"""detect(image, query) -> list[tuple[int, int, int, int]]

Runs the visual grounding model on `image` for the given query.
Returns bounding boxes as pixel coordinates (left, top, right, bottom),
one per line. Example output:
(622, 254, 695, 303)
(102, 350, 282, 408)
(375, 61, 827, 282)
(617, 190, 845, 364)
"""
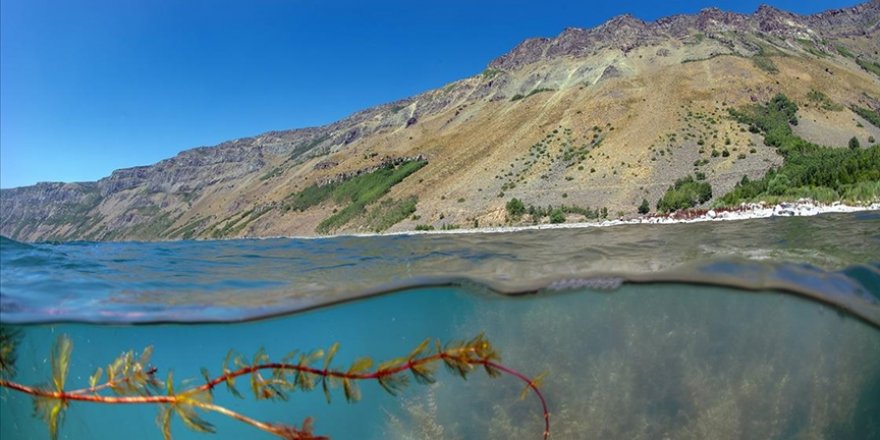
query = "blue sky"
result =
(0, 0, 860, 188)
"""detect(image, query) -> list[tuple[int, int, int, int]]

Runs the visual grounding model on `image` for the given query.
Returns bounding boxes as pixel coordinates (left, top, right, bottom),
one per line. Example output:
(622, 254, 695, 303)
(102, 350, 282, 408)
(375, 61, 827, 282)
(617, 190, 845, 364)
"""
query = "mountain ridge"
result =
(2, 1, 879, 242)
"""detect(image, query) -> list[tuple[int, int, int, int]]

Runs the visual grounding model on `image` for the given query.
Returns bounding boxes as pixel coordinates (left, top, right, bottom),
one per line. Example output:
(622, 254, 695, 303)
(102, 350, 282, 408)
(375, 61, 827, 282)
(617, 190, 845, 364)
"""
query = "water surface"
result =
(1, 212, 879, 439)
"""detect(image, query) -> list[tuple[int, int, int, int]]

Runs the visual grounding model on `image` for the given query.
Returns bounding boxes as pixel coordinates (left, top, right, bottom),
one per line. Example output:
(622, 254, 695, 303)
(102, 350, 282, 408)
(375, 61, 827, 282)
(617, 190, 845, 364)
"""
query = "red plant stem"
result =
(484, 360, 550, 440)
(0, 349, 550, 439)
(190, 401, 326, 440)
(196, 349, 550, 439)
(0, 379, 319, 439)
(0, 379, 175, 404)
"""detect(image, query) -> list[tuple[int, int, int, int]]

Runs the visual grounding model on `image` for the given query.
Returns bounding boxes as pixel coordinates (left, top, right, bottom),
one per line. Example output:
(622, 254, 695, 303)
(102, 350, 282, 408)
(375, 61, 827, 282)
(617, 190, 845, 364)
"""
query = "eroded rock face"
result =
(489, 3, 879, 70)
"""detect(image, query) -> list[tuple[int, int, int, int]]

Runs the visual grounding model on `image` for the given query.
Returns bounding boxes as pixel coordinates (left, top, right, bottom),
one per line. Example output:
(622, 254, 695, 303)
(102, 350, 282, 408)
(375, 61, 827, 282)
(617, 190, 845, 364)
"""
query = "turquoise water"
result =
(1, 212, 880, 439)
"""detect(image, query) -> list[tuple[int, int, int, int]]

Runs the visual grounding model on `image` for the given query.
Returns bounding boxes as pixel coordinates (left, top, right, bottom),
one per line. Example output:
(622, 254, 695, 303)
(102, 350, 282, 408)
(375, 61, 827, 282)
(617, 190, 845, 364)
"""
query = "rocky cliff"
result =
(2, 2, 879, 241)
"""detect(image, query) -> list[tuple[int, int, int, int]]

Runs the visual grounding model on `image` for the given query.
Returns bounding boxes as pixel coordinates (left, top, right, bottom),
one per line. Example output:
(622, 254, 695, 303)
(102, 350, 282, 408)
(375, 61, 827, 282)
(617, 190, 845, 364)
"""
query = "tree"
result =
(549, 208, 566, 224)
(638, 199, 650, 215)
(849, 136, 861, 150)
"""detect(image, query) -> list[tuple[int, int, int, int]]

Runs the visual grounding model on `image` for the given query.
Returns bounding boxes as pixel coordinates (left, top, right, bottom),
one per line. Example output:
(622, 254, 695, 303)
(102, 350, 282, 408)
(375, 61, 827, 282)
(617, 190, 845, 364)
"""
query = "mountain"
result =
(2, 2, 879, 242)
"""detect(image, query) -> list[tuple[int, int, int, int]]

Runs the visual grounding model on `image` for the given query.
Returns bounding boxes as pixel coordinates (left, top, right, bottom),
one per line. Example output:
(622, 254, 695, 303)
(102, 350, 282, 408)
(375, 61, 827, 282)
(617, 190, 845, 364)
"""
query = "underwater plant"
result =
(0, 332, 549, 440)
(0, 326, 22, 378)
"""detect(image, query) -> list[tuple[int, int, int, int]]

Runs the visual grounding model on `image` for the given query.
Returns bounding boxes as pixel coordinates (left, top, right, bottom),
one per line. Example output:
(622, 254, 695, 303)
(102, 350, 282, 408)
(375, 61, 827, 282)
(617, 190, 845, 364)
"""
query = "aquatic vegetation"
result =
(0, 326, 21, 378)
(0, 333, 549, 440)
(393, 285, 880, 439)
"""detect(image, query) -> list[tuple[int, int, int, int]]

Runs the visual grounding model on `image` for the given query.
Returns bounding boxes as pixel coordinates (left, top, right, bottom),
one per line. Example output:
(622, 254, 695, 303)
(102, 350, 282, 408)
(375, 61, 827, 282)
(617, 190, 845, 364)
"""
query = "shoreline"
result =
(268, 199, 880, 241)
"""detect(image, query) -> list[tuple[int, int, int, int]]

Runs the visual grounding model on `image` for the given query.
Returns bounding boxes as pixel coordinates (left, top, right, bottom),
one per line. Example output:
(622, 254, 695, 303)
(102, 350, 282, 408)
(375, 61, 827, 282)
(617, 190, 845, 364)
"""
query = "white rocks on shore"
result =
(403, 200, 878, 236)
(267, 199, 879, 240)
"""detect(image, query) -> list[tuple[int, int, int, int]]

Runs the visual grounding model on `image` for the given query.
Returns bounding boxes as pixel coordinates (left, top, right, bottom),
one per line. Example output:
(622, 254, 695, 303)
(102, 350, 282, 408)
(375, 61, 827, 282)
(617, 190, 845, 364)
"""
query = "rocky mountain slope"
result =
(2, 2, 879, 242)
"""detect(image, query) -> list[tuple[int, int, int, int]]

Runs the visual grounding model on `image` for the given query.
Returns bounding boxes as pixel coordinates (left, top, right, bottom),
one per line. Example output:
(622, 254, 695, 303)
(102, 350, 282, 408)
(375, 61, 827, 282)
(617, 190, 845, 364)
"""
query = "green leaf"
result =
(377, 357, 406, 372)
(174, 389, 215, 433)
(200, 367, 211, 385)
(222, 350, 235, 373)
(138, 345, 154, 367)
(323, 342, 339, 371)
(483, 362, 501, 378)
(377, 373, 409, 396)
(226, 379, 243, 399)
(408, 338, 431, 360)
(294, 369, 316, 391)
(410, 362, 437, 385)
(157, 406, 173, 440)
(347, 357, 373, 374)
(280, 349, 299, 365)
(174, 404, 215, 434)
(252, 347, 269, 369)
(33, 396, 67, 440)
(322, 376, 332, 404)
(442, 355, 473, 379)
(88, 367, 103, 390)
(302, 349, 324, 366)
(520, 371, 548, 401)
(50, 335, 72, 392)
(342, 378, 361, 402)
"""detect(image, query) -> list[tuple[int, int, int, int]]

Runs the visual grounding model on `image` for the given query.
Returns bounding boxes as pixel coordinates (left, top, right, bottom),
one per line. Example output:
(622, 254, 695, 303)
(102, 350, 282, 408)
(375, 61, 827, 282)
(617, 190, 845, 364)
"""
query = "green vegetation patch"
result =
(806, 89, 842, 111)
(656, 176, 712, 213)
(506, 198, 608, 224)
(481, 67, 501, 80)
(505, 198, 525, 219)
(719, 94, 880, 206)
(510, 88, 555, 101)
(165, 216, 210, 240)
(797, 39, 828, 58)
(260, 166, 286, 181)
(290, 135, 329, 160)
(851, 105, 880, 129)
(364, 195, 418, 232)
(752, 56, 778, 74)
(287, 159, 426, 234)
(836, 45, 854, 59)
(856, 58, 880, 79)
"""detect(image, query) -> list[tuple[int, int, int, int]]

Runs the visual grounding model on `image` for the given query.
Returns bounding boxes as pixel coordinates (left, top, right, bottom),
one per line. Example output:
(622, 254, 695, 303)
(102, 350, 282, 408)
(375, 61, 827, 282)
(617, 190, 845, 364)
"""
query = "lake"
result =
(1, 212, 879, 439)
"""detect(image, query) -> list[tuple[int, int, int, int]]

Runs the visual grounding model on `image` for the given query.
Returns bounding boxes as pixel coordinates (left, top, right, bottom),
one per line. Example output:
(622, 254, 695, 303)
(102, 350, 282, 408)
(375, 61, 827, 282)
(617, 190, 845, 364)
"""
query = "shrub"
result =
(505, 198, 526, 219)
(638, 199, 650, 214)
(718, 95, 880, 206)
(849, 136, 861, 150)
(767, 173, 791, 196)
(656, 176, 713, 213)
(851, 105, 880, 129)
(549, 208, 566, 224)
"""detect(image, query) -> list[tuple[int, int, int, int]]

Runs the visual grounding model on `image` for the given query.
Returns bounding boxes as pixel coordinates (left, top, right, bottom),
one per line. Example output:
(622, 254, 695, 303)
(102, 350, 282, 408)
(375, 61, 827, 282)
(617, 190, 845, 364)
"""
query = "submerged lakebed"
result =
(1, 211, 879, 439)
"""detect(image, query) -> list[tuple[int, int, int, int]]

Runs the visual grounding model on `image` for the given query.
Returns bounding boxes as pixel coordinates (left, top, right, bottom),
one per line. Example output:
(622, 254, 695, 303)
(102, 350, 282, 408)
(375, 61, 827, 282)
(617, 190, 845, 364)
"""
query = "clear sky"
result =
(0, 0, 861, 188)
